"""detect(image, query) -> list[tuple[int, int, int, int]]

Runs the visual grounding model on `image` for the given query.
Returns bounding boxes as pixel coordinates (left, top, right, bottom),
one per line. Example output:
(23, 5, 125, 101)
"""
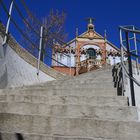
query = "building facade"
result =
(52, 19, 121, 76)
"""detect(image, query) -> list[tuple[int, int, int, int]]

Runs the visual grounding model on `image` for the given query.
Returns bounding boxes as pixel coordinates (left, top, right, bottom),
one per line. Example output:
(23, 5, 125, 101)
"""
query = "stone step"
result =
(75, 72, 112, 79)
(0, 132, 139, 140)
(13, 83, 116, 92)
(69, 75, 113, 80)
(72, 78, 113, 83)
(28, 86, 116, 91)
(60, 78, 114, 84)
(48, 79, 113, 85)
(0, 88, 117, 96)
(22, 83, 115, 91)
(20, 71, 114, 88)
(1, 131, 139, 140)
(52, 83, 114, 89)
(60, 70, 113, 79)
(38, 82, 114, 88)
(74, 69, 112, 76)
(0, 94, 128, 106)
(17, 73, 114, 88)
(76, 68, 113, 77)
(0, 113, 140, 139)
(23, 78, 114, 89)
(0, 103, 137, 121)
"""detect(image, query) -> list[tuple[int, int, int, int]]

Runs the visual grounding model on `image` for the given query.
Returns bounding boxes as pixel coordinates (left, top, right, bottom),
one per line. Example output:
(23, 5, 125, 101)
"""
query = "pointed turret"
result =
(87, 18, 95, 31)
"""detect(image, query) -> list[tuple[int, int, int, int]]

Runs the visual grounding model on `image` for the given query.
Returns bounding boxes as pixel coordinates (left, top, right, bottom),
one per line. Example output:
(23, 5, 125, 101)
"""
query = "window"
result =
(86, 48, 96, 59)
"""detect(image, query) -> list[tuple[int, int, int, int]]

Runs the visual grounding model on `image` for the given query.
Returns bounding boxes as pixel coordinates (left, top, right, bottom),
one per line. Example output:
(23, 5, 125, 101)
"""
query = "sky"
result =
(1, 0, 140, 47)
(23, 0, 140, 47)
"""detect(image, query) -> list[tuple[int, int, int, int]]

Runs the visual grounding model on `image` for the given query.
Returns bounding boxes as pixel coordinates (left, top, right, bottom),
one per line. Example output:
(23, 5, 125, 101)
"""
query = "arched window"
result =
(86, 48, 96, 59)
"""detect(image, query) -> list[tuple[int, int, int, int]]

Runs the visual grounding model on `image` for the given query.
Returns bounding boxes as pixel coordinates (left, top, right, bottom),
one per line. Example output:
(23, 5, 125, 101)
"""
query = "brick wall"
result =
(52, 66, 76, 76)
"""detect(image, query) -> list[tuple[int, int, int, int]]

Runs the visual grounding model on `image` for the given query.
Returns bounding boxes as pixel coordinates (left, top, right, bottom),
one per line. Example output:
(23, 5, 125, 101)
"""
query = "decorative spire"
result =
(89, 18, 93, 24)
(86, 18, 95, 31)
(104, 29, 107, 41)
(76, 28, 79, 37)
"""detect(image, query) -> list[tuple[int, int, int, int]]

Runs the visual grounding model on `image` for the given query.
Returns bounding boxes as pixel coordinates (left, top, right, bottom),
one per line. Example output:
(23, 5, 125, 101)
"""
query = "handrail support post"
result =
(125, 31, 136, 106)
(120, 29, 125, 95)
(37, 25, 44, 76)
(133, 26, 139, 75)
(3, 0, 14, 45)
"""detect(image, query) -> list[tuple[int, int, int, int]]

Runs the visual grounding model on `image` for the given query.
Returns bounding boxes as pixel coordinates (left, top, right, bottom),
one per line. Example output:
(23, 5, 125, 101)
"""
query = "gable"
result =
(63, 30, 119, 52)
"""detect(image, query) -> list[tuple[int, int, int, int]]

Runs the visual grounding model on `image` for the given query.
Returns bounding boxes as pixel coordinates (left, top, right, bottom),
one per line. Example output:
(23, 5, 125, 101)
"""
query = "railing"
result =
(112, 64, 123, 96)
(117, 25, 140, 106)
(76, 58, 102, 74)
(0, 0, 73, 75)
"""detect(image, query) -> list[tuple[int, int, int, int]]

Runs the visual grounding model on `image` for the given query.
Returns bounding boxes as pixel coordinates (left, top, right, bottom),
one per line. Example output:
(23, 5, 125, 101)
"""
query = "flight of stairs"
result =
(0, 66, 140, 140)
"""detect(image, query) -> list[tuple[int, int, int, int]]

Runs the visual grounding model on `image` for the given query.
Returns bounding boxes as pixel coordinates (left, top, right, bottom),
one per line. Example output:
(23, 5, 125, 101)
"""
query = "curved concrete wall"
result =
(0, 36, 56, 88)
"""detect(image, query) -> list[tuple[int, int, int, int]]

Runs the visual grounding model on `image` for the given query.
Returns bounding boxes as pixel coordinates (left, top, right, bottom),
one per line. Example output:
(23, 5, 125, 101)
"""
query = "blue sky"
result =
(1, 0, 140, 48)
(23, 0, 140, 47)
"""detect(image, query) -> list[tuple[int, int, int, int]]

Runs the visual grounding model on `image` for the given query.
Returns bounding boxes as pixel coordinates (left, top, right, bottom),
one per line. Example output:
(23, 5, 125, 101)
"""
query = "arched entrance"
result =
(86, 48, 96, 59)
(77, 45, 102, 75)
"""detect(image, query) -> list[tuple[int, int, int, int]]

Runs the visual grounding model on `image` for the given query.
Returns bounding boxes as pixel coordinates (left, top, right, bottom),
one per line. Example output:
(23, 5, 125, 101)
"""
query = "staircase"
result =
(0, 66, 140, 140)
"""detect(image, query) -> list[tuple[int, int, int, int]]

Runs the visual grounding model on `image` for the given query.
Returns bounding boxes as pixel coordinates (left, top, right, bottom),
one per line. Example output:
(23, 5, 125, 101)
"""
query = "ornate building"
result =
(52, 19, 121, 76)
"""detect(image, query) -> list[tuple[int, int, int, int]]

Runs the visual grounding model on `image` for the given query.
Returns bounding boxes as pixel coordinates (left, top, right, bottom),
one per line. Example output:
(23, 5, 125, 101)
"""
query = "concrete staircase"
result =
(0, 66, 140, 140)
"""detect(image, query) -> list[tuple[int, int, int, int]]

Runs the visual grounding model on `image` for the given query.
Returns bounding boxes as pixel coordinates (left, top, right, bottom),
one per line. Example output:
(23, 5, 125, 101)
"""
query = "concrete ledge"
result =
(0, 113, 140, 139)
(0, 94, 128, 106)
(0, 102, 137, 121)
(0, 22, 67, 80)
(0, 88, 117, 96)
(1, 131, 140, 140)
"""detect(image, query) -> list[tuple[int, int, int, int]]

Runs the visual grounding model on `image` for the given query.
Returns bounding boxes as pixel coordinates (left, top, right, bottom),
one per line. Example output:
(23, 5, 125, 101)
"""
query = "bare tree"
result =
(22, 9, 67, 62)
(43, 9, 67, 42)
(21, 16, 40, 58)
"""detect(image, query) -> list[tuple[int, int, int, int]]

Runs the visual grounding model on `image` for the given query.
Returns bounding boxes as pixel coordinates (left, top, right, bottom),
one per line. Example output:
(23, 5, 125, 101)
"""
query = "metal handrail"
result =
(120, 26, 140, 34)
(119, 25, 140, 106)
(120, 27, 140, 84)
(121, 61, 140, 86)
(0, 0, 71, 68)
